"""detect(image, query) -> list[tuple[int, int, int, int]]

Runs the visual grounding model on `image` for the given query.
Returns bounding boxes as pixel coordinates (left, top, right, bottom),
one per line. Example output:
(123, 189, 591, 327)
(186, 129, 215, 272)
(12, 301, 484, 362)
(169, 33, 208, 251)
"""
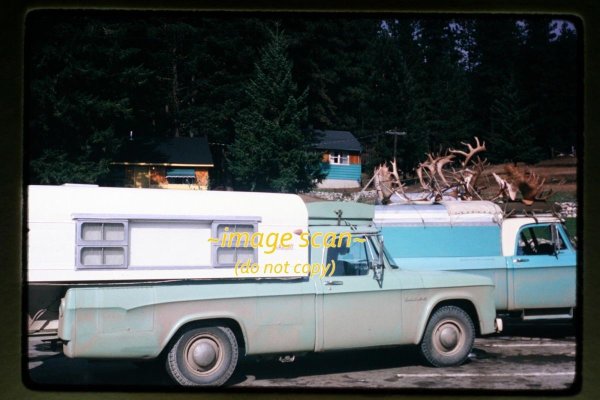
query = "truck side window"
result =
(326, 236, 370, 276)
(76, 220, 129, 269)
(517, 225, 566, 256)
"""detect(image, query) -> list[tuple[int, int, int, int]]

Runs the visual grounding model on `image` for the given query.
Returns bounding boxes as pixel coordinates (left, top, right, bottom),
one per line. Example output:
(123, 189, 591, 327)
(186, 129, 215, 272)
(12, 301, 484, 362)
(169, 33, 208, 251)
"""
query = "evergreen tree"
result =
(520, 19, 578, 156)
(27, 14, 579, 184)
(227, 28, 324, 192)
(413, 18, 476, 150)
(545, 21, 578, 155)
(282, 17, 379, 133)
(28, 15, 145, 183)
(365, 19, 423, 174)
(489, 75, 543, 164)
(469, 18, 524, 144)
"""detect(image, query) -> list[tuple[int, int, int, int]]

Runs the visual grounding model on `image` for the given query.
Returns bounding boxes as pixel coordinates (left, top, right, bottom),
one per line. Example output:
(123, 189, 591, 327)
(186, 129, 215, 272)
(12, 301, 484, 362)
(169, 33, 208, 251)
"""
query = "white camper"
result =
(27, 185, 309, 332)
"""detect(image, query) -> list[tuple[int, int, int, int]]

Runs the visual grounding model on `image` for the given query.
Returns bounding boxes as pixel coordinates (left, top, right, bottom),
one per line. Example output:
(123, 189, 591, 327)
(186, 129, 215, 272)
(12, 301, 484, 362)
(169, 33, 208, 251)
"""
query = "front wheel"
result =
(166, 326, 238, 386)
(420, 305, 475, 367)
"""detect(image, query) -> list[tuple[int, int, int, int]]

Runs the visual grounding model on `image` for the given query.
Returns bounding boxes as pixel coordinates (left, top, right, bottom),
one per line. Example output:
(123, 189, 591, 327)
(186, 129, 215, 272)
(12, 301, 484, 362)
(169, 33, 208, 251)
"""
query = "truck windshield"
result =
(382, 245, 400, 269)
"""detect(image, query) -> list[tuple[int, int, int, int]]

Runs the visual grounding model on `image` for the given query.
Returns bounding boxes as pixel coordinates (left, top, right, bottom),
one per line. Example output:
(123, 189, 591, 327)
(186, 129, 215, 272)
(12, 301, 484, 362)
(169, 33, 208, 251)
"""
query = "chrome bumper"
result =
(495, 317, 503, 333)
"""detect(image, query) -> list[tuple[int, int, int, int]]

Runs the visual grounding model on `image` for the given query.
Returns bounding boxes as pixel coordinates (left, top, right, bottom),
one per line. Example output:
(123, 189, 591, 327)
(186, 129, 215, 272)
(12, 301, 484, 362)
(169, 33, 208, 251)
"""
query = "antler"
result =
(454, 157, 489, 199)
(390, 159, 404, 190)
(435, 154, 456, 188)
(504, 165, 552, 205)
(519, 171, 546, 205)
(416, 155, 436, 190)
(492, 172, 518, 201)
(450, 137, 487, 167)
(467, 157, 489, 188)
(371, 161, 411, 204)
(417, 153, 456, 190)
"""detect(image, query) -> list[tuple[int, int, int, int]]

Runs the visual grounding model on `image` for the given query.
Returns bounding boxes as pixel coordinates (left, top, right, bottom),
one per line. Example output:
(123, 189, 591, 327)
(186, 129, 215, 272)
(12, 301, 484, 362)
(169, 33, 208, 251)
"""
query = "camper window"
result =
(81, 222, 126, 241)
(211, 222, 258, 267)
(76, 220, 129, 269)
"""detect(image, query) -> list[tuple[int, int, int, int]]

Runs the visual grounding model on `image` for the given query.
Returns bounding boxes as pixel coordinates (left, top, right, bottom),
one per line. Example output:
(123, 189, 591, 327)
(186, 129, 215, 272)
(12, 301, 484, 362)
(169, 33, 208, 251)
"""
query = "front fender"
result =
(404, 285, 496, 344)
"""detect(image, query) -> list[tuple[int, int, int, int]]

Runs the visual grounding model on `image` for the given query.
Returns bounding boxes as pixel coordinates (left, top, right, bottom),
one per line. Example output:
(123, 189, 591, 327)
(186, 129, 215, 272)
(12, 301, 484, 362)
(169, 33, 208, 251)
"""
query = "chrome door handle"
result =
(324, 280, 344, 286)
(513, 258, 529, 263)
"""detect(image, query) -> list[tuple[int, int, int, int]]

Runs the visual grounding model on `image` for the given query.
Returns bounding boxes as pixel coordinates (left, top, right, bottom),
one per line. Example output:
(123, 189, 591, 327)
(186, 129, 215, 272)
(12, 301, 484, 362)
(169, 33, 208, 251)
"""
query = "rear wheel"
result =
(420, 305, 475, 367)
(166, 326, 238, 386)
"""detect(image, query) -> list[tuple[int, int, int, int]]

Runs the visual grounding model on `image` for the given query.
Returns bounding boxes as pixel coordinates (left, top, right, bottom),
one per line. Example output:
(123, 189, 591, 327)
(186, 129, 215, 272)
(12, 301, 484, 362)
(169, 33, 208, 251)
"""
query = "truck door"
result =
(318, 235, 403, 350)
(508, 223, 576, 312)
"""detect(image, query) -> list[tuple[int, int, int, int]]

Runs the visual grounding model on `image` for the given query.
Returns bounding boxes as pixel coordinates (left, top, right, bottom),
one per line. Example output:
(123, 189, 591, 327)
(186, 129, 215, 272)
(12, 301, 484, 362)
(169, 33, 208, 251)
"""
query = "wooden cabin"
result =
(313, 130, 362, 189)
(110, 137, 213, 190)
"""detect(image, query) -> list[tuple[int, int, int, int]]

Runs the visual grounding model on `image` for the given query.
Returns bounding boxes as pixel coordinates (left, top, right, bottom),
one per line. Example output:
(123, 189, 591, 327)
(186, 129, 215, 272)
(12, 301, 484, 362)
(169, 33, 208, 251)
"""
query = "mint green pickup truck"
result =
(57, 201, 500, 386)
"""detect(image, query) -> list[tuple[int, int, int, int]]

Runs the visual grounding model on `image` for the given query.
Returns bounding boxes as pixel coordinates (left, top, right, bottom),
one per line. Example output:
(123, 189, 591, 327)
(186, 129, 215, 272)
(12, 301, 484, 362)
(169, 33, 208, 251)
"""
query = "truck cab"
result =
(502, 216, 576, 319)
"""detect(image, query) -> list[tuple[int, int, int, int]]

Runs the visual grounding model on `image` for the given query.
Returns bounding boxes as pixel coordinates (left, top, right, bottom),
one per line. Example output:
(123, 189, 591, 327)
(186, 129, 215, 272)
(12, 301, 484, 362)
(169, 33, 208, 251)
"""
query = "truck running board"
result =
(521, 308, 573, 320)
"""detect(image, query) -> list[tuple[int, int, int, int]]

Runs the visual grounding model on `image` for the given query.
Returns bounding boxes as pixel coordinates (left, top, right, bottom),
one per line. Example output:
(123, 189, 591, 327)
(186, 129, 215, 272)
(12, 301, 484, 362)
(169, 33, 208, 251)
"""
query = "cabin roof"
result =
(114, 137, 214, 167)
(313, 130, 362, 152)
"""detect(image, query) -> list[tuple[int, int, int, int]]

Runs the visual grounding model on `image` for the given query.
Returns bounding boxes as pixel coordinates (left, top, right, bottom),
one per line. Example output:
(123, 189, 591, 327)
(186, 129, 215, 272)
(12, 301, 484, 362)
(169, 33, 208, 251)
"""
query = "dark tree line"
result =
(27, 12, 579, 190)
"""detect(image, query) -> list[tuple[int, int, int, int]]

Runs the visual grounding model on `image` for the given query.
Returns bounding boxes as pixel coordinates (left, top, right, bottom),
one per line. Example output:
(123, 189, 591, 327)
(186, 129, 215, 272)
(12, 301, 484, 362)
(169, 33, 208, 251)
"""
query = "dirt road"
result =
(26, 322, 576, 392)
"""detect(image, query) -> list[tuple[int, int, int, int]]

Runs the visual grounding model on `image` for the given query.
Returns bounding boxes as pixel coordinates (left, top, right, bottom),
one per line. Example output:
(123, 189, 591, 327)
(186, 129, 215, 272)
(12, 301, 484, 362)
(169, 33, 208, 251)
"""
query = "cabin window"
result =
(211, 222, 258, 267)
(329, 152, 350, 165)
(76, 220, 129, 269)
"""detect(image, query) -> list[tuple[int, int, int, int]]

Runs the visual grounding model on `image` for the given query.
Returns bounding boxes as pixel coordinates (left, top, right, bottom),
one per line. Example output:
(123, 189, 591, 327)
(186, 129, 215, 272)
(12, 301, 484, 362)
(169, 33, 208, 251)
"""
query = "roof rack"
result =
(500, 201, 562, 220)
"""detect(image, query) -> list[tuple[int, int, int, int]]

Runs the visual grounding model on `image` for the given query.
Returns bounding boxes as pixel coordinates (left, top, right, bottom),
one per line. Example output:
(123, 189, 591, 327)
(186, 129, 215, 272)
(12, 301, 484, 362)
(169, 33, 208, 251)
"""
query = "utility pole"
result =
(386, 130, 407, 161)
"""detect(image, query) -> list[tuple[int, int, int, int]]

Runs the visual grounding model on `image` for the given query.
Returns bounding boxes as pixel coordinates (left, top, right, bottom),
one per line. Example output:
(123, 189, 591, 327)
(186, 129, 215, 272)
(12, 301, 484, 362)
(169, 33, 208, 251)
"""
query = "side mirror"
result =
(551, 225, 561, 258)
(370, 260, 384, 288)
(373, 236, 385, 288)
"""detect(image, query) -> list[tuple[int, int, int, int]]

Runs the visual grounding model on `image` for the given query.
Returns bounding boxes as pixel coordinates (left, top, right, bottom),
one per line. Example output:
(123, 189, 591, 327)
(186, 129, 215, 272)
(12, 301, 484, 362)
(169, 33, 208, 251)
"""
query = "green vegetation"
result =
(548, 191, 578, 203)
(227, 29, 324, 192)
(564, 218, 577, 244)
(27, 13, 578, 191)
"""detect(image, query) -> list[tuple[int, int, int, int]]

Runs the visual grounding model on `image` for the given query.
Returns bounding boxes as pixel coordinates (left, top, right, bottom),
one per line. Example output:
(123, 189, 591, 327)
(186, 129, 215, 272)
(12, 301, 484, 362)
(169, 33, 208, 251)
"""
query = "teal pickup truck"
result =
(375, 201, 577, 321)
(56, 200, 500, 386)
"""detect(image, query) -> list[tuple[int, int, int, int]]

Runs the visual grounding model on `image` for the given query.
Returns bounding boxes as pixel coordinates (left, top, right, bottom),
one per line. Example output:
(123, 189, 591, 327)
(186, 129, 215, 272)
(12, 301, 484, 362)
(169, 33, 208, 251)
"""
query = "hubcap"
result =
(433, 319, 465, 355)
(192, 341, 218, 367)
(439, 326, 459, 350)
(184, 334, 223, 376)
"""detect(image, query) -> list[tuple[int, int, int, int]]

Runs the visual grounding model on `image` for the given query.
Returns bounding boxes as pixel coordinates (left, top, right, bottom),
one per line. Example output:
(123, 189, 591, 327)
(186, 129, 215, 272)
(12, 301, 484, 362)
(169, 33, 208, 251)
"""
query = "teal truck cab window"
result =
(517, 224, 566, 256)
(326, 236, 370, 276)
